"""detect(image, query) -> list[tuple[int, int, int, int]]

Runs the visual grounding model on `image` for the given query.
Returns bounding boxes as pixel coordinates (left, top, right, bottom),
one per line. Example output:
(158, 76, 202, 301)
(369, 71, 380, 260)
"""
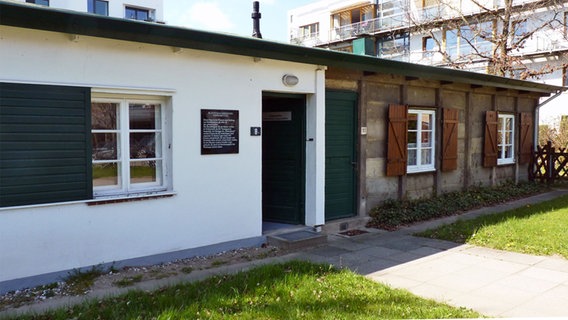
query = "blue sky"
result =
(164, 0, 315, 42)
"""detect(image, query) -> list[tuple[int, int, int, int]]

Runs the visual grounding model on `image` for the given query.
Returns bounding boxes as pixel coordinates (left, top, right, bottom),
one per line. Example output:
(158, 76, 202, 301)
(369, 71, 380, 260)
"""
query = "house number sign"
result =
(201, 109, 239, 155)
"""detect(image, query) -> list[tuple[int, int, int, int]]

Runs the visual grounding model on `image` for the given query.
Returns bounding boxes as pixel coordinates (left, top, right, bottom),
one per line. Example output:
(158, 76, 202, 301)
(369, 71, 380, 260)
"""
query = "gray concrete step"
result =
(267, 230, 327, 250)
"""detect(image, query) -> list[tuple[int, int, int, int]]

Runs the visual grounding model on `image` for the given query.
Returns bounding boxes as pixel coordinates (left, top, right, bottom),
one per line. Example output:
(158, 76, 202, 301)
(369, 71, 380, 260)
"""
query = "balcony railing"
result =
(290, 0, 552, 46)
(290, 32, 323, 47)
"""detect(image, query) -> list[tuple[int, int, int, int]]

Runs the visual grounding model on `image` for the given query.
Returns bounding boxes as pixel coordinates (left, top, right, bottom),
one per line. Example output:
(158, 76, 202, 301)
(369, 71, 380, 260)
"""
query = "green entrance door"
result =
(325, 90, 358, 221)
(262, 95, 305, 224)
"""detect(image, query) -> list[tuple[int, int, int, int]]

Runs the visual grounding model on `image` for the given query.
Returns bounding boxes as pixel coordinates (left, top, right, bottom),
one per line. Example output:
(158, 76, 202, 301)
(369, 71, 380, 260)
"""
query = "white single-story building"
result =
(0, 1, 563, 292)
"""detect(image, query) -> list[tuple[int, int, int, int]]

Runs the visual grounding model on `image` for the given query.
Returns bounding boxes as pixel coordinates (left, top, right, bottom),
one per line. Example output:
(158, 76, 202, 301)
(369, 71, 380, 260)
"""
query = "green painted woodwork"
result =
(353, 38, 375, 56)
(325, 90, 358, 221)
(262, 95, 306, 224)
(0, 83, 92, 207)
(0, 2, 560, 94)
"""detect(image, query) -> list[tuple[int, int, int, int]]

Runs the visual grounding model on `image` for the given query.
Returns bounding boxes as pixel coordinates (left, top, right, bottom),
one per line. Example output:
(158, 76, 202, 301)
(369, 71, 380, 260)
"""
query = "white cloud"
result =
(177, 2, 235, 32)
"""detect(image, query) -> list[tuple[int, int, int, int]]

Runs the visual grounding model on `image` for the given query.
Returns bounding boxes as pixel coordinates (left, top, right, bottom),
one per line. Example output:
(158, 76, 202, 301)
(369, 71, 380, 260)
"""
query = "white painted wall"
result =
(0, 25, 324, 282)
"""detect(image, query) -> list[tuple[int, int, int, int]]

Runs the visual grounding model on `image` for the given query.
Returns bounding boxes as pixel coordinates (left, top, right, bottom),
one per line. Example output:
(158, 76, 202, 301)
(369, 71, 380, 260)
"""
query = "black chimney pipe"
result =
(252, 1, 262, 39)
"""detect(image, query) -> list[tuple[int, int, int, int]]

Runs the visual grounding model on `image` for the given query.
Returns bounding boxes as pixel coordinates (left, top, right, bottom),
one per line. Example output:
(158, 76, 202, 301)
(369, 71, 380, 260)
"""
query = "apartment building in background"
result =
(17, 0, 163, 22)
(288, 0, 568, 124)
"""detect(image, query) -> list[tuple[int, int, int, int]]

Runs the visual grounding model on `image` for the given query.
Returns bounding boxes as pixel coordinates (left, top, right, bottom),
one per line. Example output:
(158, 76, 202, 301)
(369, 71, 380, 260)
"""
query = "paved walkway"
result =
(295, 188, 568, 317)
(3, 189, 568, 318)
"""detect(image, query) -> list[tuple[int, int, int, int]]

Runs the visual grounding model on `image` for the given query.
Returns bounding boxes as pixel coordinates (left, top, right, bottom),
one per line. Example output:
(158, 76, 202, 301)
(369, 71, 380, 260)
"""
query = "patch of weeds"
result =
(114, 275, 144, 288)
(64, 266, 105, 295)
(210, 260, 227, 267)
(154, 272, 177, 280)
(180, 267, 193, 274)
(368, 181, 548, 230)
(241, 254, 253, 261)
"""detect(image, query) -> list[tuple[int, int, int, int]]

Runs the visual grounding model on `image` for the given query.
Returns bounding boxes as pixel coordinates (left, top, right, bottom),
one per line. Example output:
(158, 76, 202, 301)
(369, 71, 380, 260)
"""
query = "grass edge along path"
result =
(2, 261, 482, 320)
(417, 194, 568, 259)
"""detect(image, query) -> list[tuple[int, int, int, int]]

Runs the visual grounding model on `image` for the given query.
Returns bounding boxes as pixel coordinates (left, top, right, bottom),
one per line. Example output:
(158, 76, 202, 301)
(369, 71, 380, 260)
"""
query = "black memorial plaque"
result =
(201, 109, 239, 154)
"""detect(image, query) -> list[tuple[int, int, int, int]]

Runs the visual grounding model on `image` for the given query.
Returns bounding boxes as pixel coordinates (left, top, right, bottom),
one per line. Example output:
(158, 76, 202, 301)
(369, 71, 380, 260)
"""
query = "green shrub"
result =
(368, 181, 547, 230)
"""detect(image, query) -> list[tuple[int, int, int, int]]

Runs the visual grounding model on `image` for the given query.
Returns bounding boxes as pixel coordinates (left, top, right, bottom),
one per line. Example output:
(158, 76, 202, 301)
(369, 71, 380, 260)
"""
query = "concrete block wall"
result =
(325, 68, 541, 215)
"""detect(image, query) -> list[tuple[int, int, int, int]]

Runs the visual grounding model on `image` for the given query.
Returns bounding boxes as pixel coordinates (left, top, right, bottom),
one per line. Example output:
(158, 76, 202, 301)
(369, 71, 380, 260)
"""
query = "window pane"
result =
(130, 161, 158, 183)
(408, 131, 417, 146)
(93, 163, 119, 187)
(505, 146, 513, 159)
(421, 131, 432, 147)
(92, 133, 118, 160)
(421, 149, 432, 165)
(505, 117, 513, 130)
(505, 131, 512, 144)
(125, 7, 136, 19)
(130, 133, 158, 159)
(421, 114, 432, 130)
(92, 103, 118, 129)
(129, 104, 160, 129)
(408, 113, 418, 130)
(408, 149, 417, 166)
(95, 0, 108, 15)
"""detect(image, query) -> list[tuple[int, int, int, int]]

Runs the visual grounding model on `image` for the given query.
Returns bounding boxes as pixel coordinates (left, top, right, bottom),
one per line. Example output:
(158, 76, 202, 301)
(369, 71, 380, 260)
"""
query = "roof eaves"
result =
(0, 1, 564, 95)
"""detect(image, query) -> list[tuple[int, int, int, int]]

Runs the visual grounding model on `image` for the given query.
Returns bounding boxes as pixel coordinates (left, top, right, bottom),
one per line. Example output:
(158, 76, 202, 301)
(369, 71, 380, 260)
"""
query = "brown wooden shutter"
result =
(441, 108, 459, 172)
(518, 112, 533, 165)
(483, 110, 498, 167)
(386, 104, 408, 176)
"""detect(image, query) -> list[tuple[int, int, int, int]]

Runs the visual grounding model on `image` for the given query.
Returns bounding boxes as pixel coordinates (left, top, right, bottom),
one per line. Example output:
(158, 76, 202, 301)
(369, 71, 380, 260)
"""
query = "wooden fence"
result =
(529, 141, 568, 183)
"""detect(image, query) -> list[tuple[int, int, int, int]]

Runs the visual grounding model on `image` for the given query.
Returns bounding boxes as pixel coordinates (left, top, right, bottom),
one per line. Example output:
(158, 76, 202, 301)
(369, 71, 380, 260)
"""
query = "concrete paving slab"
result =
(494, 274, 560, 293)
(303, 245, 351, 257)
(504, 294, 568, 317)
(535, 257, 568, 273)
(354, 245, 405, 259)
(325, 237, 375, 251)
(516, 266, 568, 283)
(405, 282, 460, 302)
(367, 272, 423, 289)
(497, 250, 548, 265)
(448, 292, 522, 317)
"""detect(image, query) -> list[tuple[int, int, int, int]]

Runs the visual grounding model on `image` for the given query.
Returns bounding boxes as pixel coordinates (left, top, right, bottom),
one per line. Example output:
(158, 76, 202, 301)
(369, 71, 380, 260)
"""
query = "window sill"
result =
(87, 192, 177, 206)
(497, 162, 516, 167)
(407, 168, 436, 175)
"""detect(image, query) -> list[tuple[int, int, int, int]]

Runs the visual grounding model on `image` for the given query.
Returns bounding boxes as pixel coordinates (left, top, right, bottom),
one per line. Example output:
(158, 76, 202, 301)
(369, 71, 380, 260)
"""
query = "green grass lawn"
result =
(5, 261, 480, 320)
(418, 194, 568, 258)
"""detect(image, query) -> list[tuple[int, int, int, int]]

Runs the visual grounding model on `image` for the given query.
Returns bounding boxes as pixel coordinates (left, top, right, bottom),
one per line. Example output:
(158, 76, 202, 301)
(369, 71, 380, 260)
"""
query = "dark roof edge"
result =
(0, 1, 565, 95)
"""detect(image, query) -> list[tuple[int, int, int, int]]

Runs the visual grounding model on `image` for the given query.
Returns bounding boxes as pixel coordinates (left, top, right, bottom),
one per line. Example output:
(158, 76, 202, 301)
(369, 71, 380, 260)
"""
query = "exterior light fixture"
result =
(282, 74, 299, 86)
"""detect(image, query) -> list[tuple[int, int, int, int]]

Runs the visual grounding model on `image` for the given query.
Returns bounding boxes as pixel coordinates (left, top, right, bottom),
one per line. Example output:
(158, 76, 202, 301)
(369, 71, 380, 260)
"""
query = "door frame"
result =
(261, 92, 306, 225)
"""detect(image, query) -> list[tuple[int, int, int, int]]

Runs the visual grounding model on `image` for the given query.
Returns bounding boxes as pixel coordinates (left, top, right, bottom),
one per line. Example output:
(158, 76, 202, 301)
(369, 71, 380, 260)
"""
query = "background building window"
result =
(422, 36, 435, 59)
(377, 32, 409, 60)
(125, 6, 152, 21)
(92, 99, 166, 196)
(88, 0, 109, 16)
(299, 23, 319, 39)
(26, 0, 49, 6)
(497, 114, 515, 164)
(407, 109, 436, 172)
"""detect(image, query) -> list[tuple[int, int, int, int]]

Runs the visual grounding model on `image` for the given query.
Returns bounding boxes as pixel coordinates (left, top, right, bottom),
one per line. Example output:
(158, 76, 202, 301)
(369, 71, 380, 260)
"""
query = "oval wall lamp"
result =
(282, 74, 299, 87)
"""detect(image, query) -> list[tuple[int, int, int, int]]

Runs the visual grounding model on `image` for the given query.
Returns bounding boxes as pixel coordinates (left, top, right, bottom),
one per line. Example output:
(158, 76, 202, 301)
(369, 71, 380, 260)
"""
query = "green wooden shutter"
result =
(0, 83, 92, 207)
(386, 104, 408, 176)
(483, 110, 498, 168)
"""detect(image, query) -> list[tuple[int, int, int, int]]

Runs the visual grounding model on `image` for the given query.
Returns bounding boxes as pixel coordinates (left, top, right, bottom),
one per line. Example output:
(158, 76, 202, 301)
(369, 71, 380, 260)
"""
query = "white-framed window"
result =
(497, 113, 515, 165)
(91, 97, 168, 197)
(125, 6, 154, 21)
(407, 109, 436, 173)
(299, 23, 319, 39)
